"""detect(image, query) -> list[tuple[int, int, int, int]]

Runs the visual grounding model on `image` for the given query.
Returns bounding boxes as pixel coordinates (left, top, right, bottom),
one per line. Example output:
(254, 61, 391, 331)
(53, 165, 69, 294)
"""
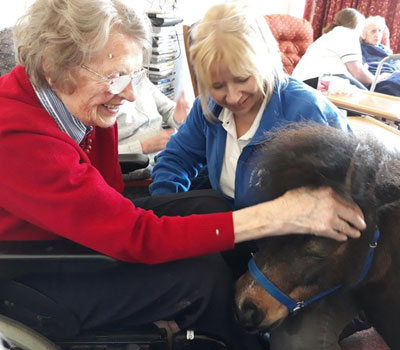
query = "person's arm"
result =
(0, 84, 364, 266)
(345, 60, 376, 85)
(233, 187, 365, 243)
(149, 99, 208, 195)
(1, 121, 364, 265)
(346, 60, 391, 86)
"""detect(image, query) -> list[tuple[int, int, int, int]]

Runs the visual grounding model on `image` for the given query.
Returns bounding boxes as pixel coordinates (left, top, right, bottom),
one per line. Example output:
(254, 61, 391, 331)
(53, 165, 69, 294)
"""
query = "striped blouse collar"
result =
(33, 83, 92, 144)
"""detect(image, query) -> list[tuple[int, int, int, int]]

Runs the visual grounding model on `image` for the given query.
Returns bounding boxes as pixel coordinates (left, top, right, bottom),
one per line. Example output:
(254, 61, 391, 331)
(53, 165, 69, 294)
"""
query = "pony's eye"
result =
(308, 254, 325, 261)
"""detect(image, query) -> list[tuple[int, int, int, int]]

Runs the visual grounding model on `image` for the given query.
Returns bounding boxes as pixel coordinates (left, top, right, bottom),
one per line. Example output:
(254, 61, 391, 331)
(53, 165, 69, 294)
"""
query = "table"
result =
(348, 115, 400, 151)
(326, 90, 400, 122)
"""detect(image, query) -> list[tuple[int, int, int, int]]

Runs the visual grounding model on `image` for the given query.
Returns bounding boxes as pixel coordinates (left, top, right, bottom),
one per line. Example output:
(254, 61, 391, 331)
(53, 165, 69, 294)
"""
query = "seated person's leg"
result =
(132, 189, 232, 216)
(189, 166, 211, 191)
(269, 290, 360, 350)
(16, 190, 261, 348)
(16, 254, 236, 343)
(131, 190, 264, 348)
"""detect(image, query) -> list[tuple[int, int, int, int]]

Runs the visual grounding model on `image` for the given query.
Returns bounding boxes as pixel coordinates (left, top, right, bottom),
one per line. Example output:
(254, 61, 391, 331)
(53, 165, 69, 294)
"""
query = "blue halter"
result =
(248, 229, 380, 315)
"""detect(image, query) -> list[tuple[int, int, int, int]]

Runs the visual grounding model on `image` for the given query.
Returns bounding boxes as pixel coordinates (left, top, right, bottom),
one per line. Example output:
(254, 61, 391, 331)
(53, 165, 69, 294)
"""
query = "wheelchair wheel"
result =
(0, 314, 59, 350)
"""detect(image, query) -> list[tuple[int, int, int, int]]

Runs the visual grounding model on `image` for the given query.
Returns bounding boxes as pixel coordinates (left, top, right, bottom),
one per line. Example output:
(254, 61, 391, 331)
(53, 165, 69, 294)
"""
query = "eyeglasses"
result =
(80, 64, 147, 94)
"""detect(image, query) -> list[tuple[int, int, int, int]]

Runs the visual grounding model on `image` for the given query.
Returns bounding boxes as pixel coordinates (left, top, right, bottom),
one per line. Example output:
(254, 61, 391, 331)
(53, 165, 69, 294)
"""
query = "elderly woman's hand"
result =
(232, 187, 366, 244)
(140, 128, 175, 154)
(173, 91, 191, 125)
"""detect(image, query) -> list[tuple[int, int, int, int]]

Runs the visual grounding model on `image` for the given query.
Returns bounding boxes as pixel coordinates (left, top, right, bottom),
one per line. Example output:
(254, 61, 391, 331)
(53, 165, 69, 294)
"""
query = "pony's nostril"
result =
(237, 300, 265, 330)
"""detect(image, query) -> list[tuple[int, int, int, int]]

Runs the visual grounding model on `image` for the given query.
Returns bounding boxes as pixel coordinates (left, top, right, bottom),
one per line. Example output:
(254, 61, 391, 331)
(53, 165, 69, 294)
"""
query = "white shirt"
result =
(219, 97, 267, 198)
(292, 26, 362, 82)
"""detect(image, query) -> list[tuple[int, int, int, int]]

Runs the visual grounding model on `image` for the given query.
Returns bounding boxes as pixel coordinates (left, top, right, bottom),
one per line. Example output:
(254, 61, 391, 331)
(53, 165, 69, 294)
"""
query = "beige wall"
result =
(179, 0, 306, 25)
(0, 0, 306, 101)
(1, 0, 306, 30)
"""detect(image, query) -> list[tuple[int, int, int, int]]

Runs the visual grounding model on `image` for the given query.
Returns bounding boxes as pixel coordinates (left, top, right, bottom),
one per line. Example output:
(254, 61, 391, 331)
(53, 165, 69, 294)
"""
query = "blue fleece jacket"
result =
(150, 78, 349, 209)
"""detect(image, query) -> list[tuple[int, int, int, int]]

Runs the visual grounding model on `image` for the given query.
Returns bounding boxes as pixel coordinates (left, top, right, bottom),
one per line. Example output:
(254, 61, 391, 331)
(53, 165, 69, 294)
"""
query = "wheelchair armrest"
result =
(0, 240, 120, 281)
(119, 153, 149, 174)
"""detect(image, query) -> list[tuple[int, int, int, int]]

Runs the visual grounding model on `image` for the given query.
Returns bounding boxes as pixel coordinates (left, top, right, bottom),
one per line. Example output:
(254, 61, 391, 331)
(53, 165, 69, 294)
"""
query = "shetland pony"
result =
(235, 123, 400, 349)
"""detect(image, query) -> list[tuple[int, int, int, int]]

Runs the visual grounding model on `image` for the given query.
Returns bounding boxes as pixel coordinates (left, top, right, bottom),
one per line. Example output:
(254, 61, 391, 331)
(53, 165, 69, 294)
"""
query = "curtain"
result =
(306, 0, 400, 53)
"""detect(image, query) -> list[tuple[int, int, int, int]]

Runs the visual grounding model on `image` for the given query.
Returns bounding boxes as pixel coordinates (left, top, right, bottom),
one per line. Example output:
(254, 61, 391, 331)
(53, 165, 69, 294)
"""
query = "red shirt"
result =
(0, 66, 234, 263)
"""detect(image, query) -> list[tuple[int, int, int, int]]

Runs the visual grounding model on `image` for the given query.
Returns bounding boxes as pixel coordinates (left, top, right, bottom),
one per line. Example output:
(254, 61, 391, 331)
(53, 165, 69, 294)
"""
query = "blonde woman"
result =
(150, 2, 349, 210)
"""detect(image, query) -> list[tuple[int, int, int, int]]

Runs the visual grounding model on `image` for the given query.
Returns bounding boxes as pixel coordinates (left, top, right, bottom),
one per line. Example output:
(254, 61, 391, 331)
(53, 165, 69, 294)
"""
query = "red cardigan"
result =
(0, 66, 234, 263)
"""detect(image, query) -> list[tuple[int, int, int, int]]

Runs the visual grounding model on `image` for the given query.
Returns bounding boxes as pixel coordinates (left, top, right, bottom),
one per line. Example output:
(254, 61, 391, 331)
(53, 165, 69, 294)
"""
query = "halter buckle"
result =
(292, 301, 305, 312)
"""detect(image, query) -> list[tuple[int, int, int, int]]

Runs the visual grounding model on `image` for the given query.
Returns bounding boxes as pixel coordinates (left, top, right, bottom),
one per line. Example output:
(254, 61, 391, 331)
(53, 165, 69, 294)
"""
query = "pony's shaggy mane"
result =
(250, 122, 400, 286)
(252, 122, 400, 213)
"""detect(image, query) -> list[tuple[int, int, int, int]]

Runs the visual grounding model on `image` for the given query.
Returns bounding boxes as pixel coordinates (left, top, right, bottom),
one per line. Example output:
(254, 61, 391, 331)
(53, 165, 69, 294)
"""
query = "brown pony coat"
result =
(235, 123, 400, 348)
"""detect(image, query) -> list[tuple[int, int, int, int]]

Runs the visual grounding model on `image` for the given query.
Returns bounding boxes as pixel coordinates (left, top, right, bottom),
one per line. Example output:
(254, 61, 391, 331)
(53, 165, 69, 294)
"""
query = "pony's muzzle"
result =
(235, 299, 265, 332)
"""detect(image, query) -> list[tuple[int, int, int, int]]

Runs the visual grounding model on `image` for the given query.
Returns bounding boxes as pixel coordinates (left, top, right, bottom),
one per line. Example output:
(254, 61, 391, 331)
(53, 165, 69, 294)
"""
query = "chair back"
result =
(265, 14, 313, 75)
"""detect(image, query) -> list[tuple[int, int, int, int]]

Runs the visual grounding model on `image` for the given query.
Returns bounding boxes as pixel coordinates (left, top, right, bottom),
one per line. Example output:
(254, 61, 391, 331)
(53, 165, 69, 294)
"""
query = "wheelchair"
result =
(0, 156, 229, 350)
(0, 240, 230, 349)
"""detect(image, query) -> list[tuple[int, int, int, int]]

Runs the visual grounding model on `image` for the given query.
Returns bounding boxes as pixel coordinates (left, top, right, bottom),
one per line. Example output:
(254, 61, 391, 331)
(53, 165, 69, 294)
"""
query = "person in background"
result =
(149, 2, 367, 349)
(361, 15, 399, 74)
(117, 77, 190, 180)
(360, 15, 400, 97)
(292, 8, 389, 89)
(0, 0, 366, 348)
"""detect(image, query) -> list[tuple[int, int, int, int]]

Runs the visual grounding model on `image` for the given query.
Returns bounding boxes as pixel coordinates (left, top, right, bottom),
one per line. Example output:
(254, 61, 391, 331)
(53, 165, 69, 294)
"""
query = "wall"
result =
(0, 0, 305, 101)
(1, 0, 306, 33)
(0, 0, 31, 30)
(178, 0, 305, 25)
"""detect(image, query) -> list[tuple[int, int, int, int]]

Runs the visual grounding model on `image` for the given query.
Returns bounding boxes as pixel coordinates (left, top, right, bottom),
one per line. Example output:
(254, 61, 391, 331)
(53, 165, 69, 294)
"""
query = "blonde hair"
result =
(323, 8, 365, 34)
(190, 2, 286, 122)
(362, 16, 386, 40)
(14, 0, 151, 90)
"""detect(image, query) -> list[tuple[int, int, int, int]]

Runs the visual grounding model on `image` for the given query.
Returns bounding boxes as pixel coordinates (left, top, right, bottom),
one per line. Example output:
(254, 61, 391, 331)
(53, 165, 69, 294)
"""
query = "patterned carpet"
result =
(340, 328, 390, 350)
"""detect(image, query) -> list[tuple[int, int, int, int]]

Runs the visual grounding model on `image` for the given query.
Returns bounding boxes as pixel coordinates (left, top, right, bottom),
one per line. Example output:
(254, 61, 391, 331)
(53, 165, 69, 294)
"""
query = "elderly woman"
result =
(361, 16, 400, 75)
(0, 0, 365, 347)
(361, 16, 400, 97)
